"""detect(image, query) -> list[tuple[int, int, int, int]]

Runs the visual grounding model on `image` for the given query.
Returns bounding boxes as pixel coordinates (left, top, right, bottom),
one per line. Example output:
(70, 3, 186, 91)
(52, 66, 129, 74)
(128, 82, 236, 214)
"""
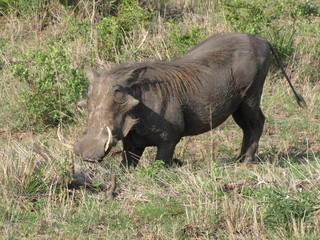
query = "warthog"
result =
(73, 33, 305, 166)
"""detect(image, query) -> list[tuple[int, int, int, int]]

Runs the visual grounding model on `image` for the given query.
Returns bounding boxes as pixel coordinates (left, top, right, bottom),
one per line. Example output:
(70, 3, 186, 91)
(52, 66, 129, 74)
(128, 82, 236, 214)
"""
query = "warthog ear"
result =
(126, 94, 139, 109)
(84, 66, 100, 84)
(126, 66, 148, 86)
(122, 115, 139, 137)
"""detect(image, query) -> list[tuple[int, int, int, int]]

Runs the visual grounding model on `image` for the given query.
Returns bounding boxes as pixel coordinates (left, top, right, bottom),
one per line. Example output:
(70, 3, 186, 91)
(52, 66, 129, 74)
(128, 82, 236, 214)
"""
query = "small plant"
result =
(23, 162, 50, 195)
(92, 180, 104, 189)
(140, 160, 165, 178)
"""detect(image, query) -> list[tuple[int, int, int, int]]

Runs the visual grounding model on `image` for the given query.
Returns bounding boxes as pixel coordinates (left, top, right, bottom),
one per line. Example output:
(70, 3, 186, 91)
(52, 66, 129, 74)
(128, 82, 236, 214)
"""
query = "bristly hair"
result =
(111, 61, 213, 102)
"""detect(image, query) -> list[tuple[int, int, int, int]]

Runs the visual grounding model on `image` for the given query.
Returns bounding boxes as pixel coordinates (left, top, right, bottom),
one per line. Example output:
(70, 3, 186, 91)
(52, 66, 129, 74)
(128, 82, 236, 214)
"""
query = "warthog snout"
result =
(73, 127, 113, 162)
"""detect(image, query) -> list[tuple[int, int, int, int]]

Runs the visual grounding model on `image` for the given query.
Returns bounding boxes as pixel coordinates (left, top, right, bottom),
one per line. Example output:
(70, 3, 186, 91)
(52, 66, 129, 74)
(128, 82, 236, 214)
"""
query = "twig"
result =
(32, 142, 55, 161)
(105, 173, 117, 202)
(137, 30, 148, 50)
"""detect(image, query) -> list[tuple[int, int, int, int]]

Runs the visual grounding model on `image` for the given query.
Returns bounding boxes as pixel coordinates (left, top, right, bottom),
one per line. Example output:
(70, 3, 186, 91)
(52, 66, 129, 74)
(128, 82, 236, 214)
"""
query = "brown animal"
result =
(73, 33, 305, 166)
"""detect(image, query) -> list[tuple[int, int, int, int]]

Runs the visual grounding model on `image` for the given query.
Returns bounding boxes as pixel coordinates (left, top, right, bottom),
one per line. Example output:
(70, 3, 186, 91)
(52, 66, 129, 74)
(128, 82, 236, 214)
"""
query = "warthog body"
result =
(73, 33, 305, 166)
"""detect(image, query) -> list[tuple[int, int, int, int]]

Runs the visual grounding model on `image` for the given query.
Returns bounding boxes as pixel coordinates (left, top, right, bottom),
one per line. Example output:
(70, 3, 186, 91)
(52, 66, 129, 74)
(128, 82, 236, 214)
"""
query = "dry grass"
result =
(0, 132, 319, 238)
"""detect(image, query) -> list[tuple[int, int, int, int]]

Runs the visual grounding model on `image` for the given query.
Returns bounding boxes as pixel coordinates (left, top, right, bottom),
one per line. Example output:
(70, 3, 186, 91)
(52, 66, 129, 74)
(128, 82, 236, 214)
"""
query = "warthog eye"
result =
(114, 89, 127, 103)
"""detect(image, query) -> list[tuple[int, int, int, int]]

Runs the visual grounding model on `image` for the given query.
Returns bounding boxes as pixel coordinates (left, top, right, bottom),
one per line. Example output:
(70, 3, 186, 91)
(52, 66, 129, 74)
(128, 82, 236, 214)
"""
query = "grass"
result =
(0, 135, 319, 239)
(0, 0, 319, 239)
(1, 143, 319, 239)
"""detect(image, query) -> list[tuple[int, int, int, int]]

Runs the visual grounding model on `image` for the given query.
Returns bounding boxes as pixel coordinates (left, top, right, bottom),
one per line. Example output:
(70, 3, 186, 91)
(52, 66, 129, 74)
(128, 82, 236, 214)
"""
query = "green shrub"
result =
(167, 24, 207, 57)
(11, 39, 88, 130)
(0, 0, 48, 16)
(221, 0, 319, 62)
(97, 0, 154, 62)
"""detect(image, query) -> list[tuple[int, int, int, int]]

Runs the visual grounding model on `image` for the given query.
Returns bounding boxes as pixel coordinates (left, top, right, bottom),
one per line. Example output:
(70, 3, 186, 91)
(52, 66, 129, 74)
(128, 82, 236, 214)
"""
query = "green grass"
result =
(0, 0, 319, 239)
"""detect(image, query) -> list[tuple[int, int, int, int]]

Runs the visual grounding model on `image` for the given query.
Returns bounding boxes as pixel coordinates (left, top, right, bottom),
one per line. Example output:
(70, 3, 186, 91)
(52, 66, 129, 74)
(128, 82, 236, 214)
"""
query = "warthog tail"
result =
(270, 45, 307, 108)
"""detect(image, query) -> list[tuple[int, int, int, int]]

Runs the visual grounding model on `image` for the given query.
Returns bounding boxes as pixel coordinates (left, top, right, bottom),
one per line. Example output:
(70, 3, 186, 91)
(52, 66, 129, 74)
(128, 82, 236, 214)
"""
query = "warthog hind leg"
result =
(233, 104, 265, 163)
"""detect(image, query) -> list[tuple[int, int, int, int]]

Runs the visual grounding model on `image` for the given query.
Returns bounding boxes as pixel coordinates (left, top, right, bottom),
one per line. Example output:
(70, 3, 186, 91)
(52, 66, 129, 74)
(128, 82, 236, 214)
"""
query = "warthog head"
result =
(73, 66, 144, 162)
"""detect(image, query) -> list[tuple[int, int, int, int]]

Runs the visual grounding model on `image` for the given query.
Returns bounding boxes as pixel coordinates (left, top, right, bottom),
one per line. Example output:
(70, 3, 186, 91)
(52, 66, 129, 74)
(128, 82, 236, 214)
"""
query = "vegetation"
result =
(0, 0, 319, 239)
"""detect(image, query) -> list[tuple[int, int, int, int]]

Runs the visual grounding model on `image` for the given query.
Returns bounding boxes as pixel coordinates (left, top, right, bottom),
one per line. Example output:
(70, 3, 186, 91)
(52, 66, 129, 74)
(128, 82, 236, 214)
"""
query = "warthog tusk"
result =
(104, 126, 113, 152)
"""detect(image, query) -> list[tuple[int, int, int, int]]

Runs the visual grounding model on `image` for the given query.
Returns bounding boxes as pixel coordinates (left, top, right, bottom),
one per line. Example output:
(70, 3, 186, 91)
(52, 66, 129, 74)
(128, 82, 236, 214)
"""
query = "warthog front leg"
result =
(156, 141, 182, 166)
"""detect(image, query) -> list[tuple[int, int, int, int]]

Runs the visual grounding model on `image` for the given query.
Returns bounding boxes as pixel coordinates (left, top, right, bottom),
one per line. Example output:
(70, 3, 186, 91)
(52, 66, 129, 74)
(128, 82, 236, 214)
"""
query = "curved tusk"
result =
(104, 126, 113, 152)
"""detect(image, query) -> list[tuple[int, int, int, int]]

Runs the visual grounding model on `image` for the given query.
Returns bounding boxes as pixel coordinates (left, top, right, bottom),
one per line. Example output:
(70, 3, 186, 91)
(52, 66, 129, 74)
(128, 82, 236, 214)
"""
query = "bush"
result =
(167, 24, 207, 57)
(97, 0, 154, 62)
(11, 39, 88, 130)
(221, 0, 319, 62)
(0, 0, 49, 16)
